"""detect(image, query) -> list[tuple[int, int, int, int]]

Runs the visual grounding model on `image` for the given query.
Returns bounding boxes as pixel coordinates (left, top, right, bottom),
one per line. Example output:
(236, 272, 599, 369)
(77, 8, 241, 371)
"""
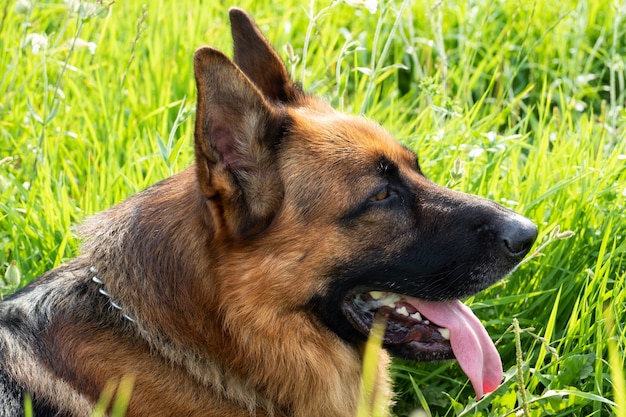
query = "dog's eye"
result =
(369, 187, 390, 202)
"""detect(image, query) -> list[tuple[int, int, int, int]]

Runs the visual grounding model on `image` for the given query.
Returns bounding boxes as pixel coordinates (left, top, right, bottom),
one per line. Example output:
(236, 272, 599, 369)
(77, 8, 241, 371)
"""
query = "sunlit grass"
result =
(1, 0, 624, 415)
(358, 315, 389, 417)
(92, 374, 135, 417)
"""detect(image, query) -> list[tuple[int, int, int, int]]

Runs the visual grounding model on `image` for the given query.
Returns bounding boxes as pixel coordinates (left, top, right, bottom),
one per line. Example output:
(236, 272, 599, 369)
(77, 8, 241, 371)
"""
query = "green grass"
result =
(1, 0, 625, 416)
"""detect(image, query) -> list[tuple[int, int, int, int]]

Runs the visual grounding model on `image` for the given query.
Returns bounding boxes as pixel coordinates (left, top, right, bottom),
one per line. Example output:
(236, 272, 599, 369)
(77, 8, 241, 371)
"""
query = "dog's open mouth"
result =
(342, 291, 503, 398)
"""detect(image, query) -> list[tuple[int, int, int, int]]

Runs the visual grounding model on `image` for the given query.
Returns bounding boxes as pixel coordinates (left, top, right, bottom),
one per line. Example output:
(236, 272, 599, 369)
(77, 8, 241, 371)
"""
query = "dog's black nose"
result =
(500, 215, 538, 259)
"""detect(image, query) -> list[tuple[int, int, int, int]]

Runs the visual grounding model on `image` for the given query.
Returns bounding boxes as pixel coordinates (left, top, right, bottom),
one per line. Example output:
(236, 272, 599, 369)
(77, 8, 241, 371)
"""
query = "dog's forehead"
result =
(278, 107, 418, 218)
(287, 107, 414, 166)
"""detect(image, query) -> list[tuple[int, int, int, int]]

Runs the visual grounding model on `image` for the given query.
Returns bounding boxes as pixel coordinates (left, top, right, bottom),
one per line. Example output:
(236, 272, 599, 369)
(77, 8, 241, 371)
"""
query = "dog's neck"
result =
(88, 264, 280, 416)
(89, 266, 137, 324)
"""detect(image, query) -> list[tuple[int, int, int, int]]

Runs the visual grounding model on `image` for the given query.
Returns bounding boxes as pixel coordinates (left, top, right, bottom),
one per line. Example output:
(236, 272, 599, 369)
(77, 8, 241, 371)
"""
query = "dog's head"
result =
(193, 8, 537, 398)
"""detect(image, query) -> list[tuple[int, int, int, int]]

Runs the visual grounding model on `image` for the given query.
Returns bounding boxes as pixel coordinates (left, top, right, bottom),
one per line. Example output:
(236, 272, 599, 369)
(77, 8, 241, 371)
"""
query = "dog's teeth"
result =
(383, 293, 402, 306)
(439, 328, 451, 340)
(369, 291, 384, 300)
(381, 298, 398, 308)
(410, 312, 422, 321)
(423, 320, 430, 325)
(396, 306, 409, 317)
(366, 292, 402, 308)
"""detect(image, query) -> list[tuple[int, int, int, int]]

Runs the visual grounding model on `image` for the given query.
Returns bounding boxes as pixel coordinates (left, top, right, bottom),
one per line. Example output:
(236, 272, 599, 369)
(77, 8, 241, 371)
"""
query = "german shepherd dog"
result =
(0, 8, 537, 417)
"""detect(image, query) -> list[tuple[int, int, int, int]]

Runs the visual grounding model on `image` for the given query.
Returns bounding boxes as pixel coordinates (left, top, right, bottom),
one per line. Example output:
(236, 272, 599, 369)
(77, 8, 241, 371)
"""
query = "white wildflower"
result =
(468, 147, 484, 158)
(15, 0, 32, 14)
(483, 131, 498, 143)
(65, 0, 80, 13)
(78, 2, 104, 19)
(65, 0, 104, 19)
(73, 38, 97, 55)
(25, 33, 48, 54)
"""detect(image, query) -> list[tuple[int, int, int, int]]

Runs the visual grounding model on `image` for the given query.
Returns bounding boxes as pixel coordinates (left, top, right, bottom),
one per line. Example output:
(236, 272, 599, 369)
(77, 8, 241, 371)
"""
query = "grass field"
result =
(1, 0, 625, 416)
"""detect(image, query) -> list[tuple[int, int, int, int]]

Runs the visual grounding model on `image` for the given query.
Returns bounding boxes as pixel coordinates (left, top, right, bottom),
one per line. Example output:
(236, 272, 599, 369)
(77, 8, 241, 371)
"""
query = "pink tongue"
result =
(405, 297, 502, 398)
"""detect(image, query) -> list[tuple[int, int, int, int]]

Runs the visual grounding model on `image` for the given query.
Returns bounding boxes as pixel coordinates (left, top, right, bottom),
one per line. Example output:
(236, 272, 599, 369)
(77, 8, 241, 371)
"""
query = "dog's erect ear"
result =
(193, 46, 284, 237)
(229, 7, 302, 104)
